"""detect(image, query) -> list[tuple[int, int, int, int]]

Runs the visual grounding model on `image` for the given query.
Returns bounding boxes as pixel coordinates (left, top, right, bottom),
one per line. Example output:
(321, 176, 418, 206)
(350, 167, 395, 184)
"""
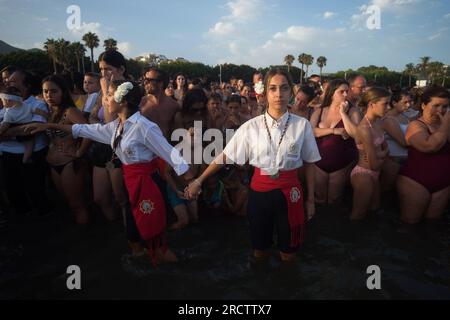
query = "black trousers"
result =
(1, 148, 52, 215)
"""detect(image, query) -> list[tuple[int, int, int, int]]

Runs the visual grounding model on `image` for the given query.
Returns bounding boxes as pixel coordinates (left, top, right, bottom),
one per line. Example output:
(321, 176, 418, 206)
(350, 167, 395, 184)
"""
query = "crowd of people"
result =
(0, 49, 449, 265)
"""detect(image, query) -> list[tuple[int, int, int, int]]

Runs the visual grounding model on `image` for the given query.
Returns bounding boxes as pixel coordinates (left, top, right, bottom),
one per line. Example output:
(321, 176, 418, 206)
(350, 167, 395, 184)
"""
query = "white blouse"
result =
(72, 112, 189, 176)
(223, 111, 321, 171)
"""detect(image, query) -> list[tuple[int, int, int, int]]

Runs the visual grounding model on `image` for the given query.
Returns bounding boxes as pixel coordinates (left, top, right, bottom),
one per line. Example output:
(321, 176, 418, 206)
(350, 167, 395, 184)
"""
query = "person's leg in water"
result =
(187, 200, 198, 223)
(22, 139, 34, 164)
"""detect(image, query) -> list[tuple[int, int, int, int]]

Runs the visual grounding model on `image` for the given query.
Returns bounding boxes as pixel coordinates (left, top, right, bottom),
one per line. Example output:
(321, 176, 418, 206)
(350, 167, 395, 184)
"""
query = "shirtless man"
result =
(140, 67, 181, 140)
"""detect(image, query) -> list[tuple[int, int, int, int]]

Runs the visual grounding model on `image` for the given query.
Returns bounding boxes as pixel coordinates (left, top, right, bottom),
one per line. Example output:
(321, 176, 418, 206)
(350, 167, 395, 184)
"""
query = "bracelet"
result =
(192, 179, 202, 187)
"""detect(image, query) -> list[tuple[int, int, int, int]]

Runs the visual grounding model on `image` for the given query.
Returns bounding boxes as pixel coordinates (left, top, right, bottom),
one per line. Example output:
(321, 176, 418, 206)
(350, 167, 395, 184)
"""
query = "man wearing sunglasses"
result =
(140, 67, 181, 139)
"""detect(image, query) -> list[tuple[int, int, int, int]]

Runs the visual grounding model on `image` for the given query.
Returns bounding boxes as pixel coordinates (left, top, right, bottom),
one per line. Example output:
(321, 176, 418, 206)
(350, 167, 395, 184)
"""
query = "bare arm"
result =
(406, 115, 450, 153)
(0, 122, 11, 136)
(310, 108, 334, 138)
(382, 116, 407, 147)
(340, 106, 360, 138)
(66, 108, 91, 157)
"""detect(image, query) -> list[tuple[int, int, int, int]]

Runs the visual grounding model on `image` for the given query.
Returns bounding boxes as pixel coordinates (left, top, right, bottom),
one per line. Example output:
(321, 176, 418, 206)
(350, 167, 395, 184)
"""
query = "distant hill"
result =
(0, 40, 23, 54)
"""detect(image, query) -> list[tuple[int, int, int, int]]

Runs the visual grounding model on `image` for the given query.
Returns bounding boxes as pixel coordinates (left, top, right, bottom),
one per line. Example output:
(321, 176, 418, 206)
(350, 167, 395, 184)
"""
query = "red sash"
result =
(250, 168, 305, 248)
(122, 159, 166, 264)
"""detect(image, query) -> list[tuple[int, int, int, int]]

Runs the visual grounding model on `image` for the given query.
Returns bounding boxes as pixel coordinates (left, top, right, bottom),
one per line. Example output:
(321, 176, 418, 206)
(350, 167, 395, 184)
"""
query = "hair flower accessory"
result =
(114, 82, 134, 103)
(254, 81, 264, 96)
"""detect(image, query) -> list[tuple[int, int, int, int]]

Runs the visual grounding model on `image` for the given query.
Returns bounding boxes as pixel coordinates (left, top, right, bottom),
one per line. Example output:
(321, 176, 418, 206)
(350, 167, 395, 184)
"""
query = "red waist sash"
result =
(251, 168, 305, 248)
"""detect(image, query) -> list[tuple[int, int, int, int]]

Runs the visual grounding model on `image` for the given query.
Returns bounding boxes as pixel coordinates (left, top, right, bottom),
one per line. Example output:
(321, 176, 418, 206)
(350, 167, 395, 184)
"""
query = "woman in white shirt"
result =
(26, 80, 192, 265)
(186, 69, 321, 262)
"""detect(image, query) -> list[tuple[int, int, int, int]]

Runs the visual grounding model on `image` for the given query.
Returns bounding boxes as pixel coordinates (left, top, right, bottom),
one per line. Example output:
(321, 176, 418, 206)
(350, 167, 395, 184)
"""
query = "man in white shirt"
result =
(0, 70, 51, 216)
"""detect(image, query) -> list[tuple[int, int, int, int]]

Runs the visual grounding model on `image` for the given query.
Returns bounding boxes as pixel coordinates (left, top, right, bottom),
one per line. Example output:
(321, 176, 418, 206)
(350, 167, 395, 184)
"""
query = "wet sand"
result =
(1, 193, 449, 300)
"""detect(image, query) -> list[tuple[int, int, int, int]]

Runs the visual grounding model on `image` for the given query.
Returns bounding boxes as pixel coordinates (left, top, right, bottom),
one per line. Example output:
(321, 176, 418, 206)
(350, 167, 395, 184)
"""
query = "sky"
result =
(0, 0, 449, 73)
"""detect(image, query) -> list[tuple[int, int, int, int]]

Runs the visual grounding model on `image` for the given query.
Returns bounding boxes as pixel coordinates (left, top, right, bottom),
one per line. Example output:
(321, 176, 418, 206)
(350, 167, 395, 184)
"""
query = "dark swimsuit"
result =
(399, 120, 450, 193)
(46, 111, 85, 175)
(315, 108, 357, 173)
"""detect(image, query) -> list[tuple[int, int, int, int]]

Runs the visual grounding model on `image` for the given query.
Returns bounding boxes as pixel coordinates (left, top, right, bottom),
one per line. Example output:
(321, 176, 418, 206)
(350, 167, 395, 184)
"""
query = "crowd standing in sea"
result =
(0, 49, 449, 265)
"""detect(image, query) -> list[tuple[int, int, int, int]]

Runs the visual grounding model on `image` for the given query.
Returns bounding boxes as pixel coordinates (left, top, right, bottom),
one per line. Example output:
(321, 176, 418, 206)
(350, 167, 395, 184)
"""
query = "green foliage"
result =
(0, 50, 52, 76)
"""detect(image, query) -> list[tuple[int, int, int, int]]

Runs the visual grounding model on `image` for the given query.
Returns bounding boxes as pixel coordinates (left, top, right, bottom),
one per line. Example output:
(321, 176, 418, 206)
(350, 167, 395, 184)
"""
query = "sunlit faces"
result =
(293, 91, 309, 112)
(42, 81, 63, 107)
(240, 85, 251, 98)
(227, 101, 240, 117)
(207, 98, 221, 113)
(144, 70, 163, 95)
(6, 72, 24, 94)
(176, 75, 186, 88)
(423, 97, 449, 122)
(83, 76, 100, 94)
(106, 85, 123, 114)
(253, 73, 263, 85)
(332, 84, 349, 104)
(165, 84, 175, 97)
(237, 79, 244, 90)
(2, 71, 10, 86)
(350, 76, 367, 97)
(393, 95, 412, 113)
(369, 97, 390, 117)
(99, 61, 125, 81)
(266, 74, 292, 111)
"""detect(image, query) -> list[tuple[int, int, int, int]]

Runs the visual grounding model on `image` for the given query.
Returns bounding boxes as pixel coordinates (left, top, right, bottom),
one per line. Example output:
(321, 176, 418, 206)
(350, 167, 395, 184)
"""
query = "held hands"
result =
(184, 179, 202, 200)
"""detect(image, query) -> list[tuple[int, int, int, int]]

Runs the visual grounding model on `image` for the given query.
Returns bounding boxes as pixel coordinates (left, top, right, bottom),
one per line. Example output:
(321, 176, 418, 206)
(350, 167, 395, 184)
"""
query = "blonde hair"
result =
(358, 87, 391, 110)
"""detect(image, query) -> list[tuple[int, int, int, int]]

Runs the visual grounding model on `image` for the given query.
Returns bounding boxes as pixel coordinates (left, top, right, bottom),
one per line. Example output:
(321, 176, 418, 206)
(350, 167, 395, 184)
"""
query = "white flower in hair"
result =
(254, 81, 264, 95)
(114, 82, 134, 103)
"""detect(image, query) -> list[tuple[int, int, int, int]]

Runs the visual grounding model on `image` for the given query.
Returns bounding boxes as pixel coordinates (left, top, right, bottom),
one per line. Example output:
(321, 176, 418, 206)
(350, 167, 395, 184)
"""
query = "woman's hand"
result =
(23, 123, 50, 134)
(176, 190, 187, 200)
(339, 101, 349, 115)
(184, 179, 202, 200)
(305, 199, 315, 221)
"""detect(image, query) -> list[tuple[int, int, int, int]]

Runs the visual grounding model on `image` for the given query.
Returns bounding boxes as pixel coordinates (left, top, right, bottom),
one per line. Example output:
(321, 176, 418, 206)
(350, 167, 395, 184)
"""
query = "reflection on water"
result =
(0, 200, 449, 299)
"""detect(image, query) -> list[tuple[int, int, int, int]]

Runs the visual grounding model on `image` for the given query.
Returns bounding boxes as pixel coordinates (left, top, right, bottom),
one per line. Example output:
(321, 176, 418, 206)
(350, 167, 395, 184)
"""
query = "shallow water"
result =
(0, 197, 449, 300)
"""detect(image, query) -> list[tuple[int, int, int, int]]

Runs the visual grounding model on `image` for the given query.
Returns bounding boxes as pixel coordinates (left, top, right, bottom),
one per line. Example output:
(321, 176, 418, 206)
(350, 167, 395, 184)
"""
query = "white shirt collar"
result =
(126, 111, 141, 124)
(264, 110, 289, 128)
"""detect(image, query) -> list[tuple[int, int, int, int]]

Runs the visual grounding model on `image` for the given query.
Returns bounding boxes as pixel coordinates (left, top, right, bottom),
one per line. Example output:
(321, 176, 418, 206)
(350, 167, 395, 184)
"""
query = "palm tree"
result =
(304, 54, 314, 79)
(298, 53, 308, 84)
(284, 54, 295, 73)
(103, 38, 118, 51)
(419, 56, 431, 79)
(54, 38, 72, 72)
(427, 61, 444, 84)
(82, 32, 100, 71)
(404, 63, 415, 87)
(44, 38, 58, 74)
(70, 42, 86, 73)
(316, 56, 327, 80)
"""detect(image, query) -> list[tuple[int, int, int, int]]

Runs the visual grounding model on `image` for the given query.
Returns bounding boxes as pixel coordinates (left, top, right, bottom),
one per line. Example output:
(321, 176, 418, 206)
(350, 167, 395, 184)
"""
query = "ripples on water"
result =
(0, 199, 449, 299)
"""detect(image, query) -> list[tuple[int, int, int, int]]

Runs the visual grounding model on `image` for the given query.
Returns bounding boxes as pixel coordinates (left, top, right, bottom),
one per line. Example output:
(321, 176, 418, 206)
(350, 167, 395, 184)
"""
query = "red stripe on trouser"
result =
(251, 168, 305, 248)
(122, 160, 166, 264)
